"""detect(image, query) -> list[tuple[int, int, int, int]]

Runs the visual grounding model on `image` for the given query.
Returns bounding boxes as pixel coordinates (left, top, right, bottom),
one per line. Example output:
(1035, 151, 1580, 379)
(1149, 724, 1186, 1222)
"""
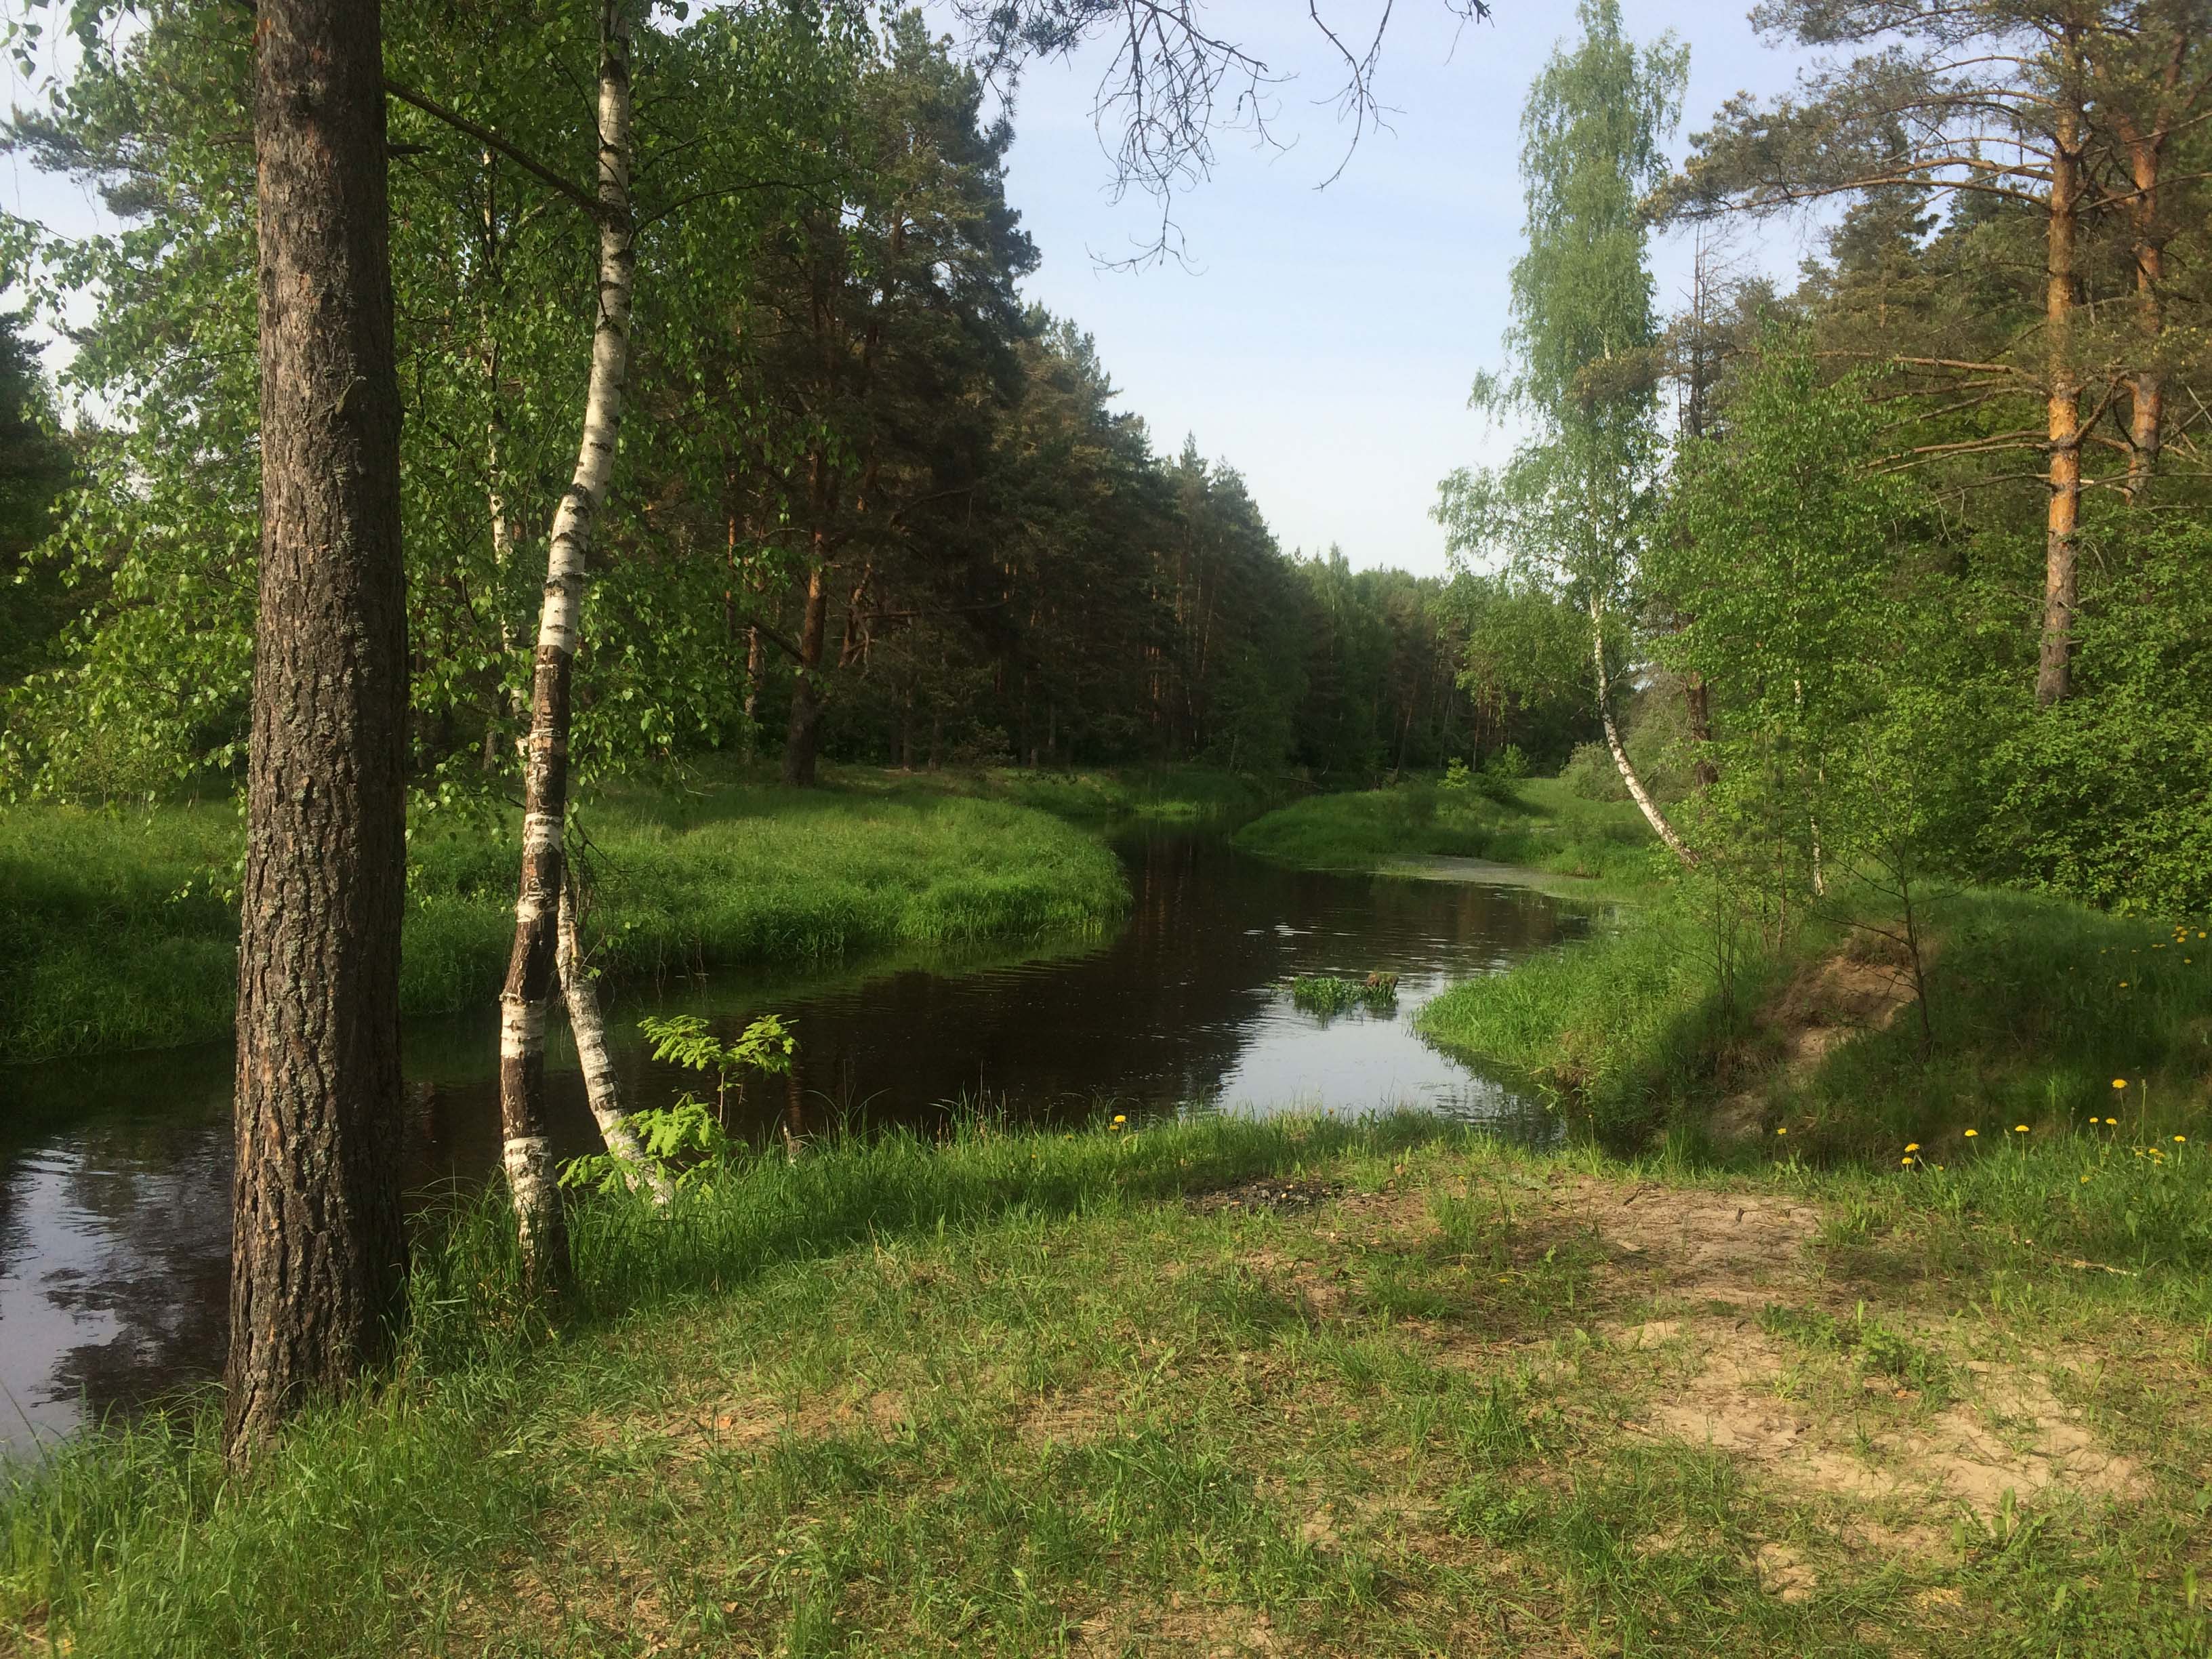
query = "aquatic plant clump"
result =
(1290, 972, 1399, 1014)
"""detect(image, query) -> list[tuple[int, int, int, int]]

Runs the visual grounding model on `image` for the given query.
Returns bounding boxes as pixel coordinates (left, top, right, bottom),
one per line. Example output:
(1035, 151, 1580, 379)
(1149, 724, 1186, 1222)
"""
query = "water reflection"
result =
(0, 826, 1589, 1452)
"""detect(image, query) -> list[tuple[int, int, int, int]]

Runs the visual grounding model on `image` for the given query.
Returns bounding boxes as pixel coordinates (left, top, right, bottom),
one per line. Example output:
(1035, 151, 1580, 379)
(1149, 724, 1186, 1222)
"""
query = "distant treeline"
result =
(0, 6, 1591, 802)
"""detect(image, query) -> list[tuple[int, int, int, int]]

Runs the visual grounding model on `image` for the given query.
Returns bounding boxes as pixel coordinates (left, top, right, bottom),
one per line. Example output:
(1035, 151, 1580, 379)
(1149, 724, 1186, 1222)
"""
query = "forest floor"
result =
(0, 762, 1269, 1063)
(4, 1113, 2207, 1658)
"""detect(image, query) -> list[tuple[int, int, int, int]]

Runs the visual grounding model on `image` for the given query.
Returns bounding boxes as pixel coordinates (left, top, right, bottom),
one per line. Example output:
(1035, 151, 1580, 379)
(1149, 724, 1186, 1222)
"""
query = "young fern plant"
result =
(560, 1012, 796, 1197)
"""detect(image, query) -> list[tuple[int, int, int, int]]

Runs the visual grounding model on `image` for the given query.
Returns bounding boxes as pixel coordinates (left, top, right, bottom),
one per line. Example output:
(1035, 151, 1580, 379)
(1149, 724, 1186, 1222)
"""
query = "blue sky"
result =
(998, 1, 1832, 575)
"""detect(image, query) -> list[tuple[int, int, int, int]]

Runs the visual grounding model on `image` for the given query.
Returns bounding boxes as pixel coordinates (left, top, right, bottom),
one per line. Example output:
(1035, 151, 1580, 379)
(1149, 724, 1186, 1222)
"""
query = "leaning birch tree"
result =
(1434, 0, 1695, 865)
(492, 0, 636, 1289)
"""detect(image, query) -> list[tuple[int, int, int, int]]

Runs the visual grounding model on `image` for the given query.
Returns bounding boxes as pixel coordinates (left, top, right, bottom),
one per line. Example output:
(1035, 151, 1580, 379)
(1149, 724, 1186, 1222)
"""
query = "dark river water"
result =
(0, 825, 1587, 1454)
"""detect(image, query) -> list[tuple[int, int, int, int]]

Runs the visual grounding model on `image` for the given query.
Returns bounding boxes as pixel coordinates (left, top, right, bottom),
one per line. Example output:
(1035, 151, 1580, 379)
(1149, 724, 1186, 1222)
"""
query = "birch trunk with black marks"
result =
(499, 0, 635, 1288)
(226, 0, 408, 1458)
(557, 878, 670, 1204)
(1591, 595, 1694, 867)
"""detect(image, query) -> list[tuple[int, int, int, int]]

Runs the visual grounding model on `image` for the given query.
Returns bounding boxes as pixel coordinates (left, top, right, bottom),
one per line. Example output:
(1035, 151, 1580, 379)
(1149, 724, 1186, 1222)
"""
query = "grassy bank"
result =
(1418, 868, 2212, 1158)
(0, 764, 1155, 1063)
(1230, 777, 1658, 886)
(7, 1111, 2210, 1657)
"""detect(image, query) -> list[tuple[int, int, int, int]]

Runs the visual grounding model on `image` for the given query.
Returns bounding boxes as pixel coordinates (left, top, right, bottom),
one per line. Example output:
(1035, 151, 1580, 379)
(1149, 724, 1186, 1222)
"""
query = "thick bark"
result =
(499, 0, 636, 1290)
(2038, 100, 2083, 710)
(782, 558, 829, 786)
(556, 878, 670, 1204)
(1591, 597, 1696, 867)
(226, 0, 408, 1458)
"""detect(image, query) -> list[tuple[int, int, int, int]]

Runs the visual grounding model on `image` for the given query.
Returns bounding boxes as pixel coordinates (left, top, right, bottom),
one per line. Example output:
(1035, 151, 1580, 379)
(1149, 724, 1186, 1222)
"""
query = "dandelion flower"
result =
(1905, 1143, 1921, 1153)
(1965, 1128, 1978, 1138)
(1900, 1156, 1914, 1166)
(2015, 1124, 2030, 1133)
(2114, 1078, 2129, 1090)
(2176, 1135, 2189, 1145)
(2080, 1174, 2092, 1184)
(1776, 1127, 1787, 1136)
(1112, 1114, 1126, 1124)
(2120, 981, 2131, 989)
(2106, 1117, 2118, 1126)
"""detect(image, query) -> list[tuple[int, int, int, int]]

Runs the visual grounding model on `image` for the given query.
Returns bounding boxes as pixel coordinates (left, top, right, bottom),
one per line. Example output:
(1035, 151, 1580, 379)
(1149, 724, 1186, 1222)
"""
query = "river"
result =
(0, 823, 1588, 1453)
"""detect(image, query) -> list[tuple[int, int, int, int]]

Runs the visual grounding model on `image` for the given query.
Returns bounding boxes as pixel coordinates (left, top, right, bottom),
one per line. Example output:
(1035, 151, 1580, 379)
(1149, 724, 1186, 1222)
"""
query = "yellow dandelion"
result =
(1900, 1156, 1914, 1166)
(2176, 1135, 2189, 1145)
(1964, 1128, 1978, 1138)
(1776, 1126, 1787, 1136)
(1904, 1142, 1921, 1153)
(2080, 1174, 2091, 1184)
(2106, 1117, 2118, 1126)
(1112, 1114, 1126, 1124)
(2120, 981, 2131, 989)
(2014, 1124, 2030, 1133)
(2114, 1078, 2128, 1089)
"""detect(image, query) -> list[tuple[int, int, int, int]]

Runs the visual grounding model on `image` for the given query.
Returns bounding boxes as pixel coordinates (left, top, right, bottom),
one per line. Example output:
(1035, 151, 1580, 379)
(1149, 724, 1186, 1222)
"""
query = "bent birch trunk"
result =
(1591, 595, 1696, 868)
(497, 0, 635, 1290)
(556, 878, 670, 1205)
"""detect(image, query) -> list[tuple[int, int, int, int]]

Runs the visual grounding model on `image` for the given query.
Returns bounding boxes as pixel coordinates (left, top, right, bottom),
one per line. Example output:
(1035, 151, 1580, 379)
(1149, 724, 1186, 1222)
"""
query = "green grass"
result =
(7, 1112, 2211, 1658)
(1288, 974, 1397, 1015)
(0, 764, 1137, 1063)
(1231, 776, 1662, 886)
(1418, 878, 2212, 1157)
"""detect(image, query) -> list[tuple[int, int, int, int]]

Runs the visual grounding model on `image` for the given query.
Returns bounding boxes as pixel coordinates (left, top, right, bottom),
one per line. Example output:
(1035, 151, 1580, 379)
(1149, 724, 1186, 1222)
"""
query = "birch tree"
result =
(492, 0, 636, 1289)
(1434, 0, 1696, 865)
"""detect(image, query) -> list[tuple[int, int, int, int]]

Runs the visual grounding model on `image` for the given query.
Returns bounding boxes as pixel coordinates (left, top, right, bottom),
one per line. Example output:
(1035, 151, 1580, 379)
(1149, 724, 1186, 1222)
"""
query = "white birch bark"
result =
(1591, 594, 1696, 868)
(498, 0, 636, 1284)
(557, 878, 671, 1205)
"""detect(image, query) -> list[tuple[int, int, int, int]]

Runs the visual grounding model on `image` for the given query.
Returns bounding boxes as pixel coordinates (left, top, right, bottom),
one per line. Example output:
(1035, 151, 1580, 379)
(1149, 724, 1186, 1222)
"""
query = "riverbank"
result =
(0, 763, 1261, 1063)
(1230, 777, 1657, 890)
(1416, 877, 2212, 1157)
(5, 1111, 2207, 1656)
(1238, 778, 2210, 1158)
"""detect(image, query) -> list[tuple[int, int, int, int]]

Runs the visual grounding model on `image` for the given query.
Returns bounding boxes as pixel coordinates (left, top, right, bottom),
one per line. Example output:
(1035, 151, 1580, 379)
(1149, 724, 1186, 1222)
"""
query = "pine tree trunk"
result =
(1591, 596, 1695, 867)
(782, 558, 828, 787)
(2038, 100, 2083, 709)
(2121, 120, 2165, 497)
(498, 0, 635, 1290)
(226, 0, 408, 1459)
(557, 878, 670, 1205)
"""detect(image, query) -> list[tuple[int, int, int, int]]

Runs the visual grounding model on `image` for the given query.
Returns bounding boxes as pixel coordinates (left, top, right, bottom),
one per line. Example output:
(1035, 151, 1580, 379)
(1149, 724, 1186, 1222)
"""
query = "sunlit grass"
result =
(6, 1112, 2210, 1657)
(1231, 775, 1662, 885)
(0, 766, 1134, 1062)
(1418, 880, 2212, 1156)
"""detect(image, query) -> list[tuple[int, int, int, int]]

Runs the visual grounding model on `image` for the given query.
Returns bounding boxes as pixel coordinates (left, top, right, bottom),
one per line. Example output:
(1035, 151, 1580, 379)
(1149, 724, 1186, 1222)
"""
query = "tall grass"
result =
(1419, 880, 2212, 1156)
(1417, 895, 1765, 1141)
(1231, 776, 1660, 884)
(1, 769, 1130, 1063)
